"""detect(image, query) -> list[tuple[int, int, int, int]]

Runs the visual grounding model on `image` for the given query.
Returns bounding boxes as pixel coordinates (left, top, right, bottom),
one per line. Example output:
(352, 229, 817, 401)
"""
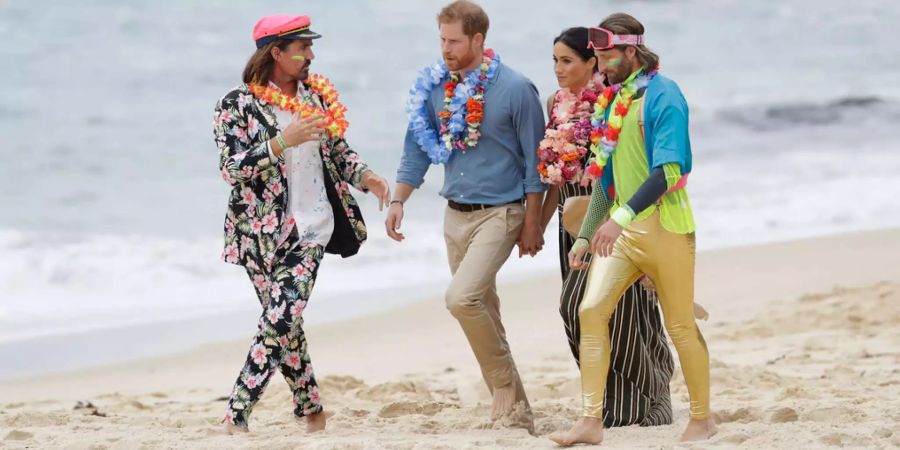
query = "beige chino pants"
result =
(443, 203, 530, 410)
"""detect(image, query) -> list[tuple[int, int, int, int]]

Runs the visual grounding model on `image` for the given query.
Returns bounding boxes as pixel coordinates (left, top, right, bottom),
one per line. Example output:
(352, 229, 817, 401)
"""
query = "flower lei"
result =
(406, 49, 501, 164)
(586, 68, 657, 177)
(537, 72, 605, 185)
(248, 73, 349, 139)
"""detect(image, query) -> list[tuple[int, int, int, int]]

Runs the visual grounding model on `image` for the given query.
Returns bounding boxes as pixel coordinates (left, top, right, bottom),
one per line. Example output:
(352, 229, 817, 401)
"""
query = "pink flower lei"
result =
(537, 72, 606, 185)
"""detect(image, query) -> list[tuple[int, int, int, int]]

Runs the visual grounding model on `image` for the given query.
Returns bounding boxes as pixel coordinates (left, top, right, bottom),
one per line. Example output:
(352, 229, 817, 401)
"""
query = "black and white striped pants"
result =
(557, 183, 675, 427)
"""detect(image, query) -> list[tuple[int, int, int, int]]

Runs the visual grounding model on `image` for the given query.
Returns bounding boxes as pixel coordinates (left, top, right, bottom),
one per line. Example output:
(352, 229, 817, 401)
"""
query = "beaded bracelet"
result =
(275, 134, 288, 151)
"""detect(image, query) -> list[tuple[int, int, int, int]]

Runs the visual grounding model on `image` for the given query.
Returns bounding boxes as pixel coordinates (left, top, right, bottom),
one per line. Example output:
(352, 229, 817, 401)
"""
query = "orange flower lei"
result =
(248, 73, 349, 139)
(436, 49, 496, 150)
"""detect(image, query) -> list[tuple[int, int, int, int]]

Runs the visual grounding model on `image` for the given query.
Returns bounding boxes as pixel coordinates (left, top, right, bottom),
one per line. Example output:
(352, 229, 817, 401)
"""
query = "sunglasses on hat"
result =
(587, 27, 644, 50)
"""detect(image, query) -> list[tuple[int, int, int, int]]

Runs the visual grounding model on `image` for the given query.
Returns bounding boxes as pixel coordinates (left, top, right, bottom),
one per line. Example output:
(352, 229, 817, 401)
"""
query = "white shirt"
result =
(271, 83, 334, 248)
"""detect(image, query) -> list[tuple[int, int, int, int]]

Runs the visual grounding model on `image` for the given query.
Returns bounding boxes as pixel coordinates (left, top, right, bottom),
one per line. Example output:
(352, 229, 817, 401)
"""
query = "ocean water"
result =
(1, 0, 899, 377)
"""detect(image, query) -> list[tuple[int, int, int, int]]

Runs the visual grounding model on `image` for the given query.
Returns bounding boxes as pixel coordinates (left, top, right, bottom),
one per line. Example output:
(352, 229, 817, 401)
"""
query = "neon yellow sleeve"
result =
(662, 162, 682, 190)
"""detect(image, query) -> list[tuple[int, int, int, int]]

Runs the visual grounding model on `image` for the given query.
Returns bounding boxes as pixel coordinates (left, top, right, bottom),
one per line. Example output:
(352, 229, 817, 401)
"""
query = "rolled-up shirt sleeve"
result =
(396, 125, 432, 188)
(512, 80, 548, 194)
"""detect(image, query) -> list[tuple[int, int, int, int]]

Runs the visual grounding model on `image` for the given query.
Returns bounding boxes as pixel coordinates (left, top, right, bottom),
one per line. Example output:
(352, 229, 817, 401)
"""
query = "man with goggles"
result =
(551, 12, 718, 446)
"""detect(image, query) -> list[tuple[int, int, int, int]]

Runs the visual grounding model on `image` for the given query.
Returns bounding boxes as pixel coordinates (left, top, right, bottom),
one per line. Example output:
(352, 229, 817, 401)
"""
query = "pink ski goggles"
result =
(587, 27, 644, 50)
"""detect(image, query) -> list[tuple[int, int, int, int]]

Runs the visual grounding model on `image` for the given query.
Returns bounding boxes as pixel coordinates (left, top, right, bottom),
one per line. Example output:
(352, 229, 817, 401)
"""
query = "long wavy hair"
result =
(242, 39, 293, 85)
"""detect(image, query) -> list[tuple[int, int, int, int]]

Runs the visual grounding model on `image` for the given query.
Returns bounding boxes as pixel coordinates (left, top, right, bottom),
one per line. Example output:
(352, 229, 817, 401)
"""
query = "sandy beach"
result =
(1, 228, 898, 449)
(3, 0, 900, 448)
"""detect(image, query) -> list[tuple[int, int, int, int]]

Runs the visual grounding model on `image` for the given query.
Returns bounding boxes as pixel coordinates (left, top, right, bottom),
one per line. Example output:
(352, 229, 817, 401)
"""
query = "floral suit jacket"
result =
(213, 83, 368, 272)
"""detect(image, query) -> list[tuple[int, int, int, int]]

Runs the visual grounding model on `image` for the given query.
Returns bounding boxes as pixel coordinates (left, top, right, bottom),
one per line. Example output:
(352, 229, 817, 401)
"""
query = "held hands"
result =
(361, 171, 391, 211)
(517, 219, 544, 257)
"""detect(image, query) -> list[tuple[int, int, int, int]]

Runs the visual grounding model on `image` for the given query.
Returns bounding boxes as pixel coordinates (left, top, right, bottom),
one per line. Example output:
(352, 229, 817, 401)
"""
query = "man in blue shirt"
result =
(385, 0, 545, 432)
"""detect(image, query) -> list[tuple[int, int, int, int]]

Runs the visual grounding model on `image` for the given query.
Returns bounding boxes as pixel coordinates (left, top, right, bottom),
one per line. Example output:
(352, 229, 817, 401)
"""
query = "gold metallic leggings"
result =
(579, 211, 709, 419)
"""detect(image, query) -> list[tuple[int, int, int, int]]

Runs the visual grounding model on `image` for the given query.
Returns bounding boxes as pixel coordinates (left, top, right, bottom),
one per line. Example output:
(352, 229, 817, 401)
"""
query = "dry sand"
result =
(1, 229, 898, 449)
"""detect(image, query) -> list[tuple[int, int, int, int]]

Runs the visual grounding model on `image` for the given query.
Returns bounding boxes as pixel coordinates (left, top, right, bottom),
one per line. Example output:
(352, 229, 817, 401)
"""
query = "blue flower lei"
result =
(405, 50, 500, 164)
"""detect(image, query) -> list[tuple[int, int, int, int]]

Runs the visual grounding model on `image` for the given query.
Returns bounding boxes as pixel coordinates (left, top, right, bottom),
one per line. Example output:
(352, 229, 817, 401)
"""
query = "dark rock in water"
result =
(832, 96, 882, 108)
(719, 96, 892, 131)
(764, 103, 836, 126)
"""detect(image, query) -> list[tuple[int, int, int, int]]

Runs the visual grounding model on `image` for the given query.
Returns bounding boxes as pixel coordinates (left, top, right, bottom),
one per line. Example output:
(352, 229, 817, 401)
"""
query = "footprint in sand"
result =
(320, 375, 366, 391)
(820, 432, 870, 447)
(118, 399, 150, 411)
(768, 406, 799, 423)
(712, 407, 759, 424)
(799, 291, 832, 303)
(359, 381, 433, 402)
(776, 386, 819, 401)
(718, 432, 751, 445)
(803, 405, 861, 423)
(378, 401, 451, 418)
(417, 419, 442, 434)
(4, 430, 33, 441)
(343, 409, 369, 418)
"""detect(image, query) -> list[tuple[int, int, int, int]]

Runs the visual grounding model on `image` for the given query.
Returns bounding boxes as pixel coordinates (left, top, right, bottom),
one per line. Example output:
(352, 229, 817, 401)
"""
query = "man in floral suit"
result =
(213, 14, 389, 434)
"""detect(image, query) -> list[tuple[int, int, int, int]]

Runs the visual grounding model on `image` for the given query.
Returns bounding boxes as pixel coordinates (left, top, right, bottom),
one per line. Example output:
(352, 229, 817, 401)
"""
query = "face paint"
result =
(606, 58, 622, 68)
(291, 56, 306, 62)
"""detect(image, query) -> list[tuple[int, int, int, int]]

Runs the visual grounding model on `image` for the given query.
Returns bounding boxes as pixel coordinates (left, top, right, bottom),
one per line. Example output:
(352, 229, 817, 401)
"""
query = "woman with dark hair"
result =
(538, 26, 675, 428)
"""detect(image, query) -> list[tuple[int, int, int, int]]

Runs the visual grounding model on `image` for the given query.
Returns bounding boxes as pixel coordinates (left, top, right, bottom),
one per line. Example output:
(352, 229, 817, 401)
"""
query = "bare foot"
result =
(549, 416, 604, 446)
(490, 384, 516, 420)
(220, 422, 248, 435)
(303, 410, 335, 433)
(680, 417, 718, 442)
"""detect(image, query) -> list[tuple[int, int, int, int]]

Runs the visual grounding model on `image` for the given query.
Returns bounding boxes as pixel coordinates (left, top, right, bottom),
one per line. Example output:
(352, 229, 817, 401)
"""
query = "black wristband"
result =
(390, 200, 404, 207)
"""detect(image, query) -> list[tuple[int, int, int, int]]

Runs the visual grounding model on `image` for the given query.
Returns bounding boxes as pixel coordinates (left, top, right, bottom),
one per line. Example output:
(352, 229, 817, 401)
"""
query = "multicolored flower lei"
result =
(406, 49, 501, 164)
(537, 72, 605, 185)
(586, 68, 657, 177)
(248, 73, 349, 139)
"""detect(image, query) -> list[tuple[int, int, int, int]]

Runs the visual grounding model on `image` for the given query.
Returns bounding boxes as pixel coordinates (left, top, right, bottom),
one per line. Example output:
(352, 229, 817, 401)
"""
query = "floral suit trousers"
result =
(224, 239, 325, 428)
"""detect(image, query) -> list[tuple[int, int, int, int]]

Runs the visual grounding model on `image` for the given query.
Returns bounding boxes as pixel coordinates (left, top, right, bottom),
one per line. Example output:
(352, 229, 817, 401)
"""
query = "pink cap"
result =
(252, 14, 321, 48)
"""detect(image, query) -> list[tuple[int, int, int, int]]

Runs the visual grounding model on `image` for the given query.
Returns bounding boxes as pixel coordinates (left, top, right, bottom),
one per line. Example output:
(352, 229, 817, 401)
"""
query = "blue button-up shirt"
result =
(397, 62, 547, 204)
